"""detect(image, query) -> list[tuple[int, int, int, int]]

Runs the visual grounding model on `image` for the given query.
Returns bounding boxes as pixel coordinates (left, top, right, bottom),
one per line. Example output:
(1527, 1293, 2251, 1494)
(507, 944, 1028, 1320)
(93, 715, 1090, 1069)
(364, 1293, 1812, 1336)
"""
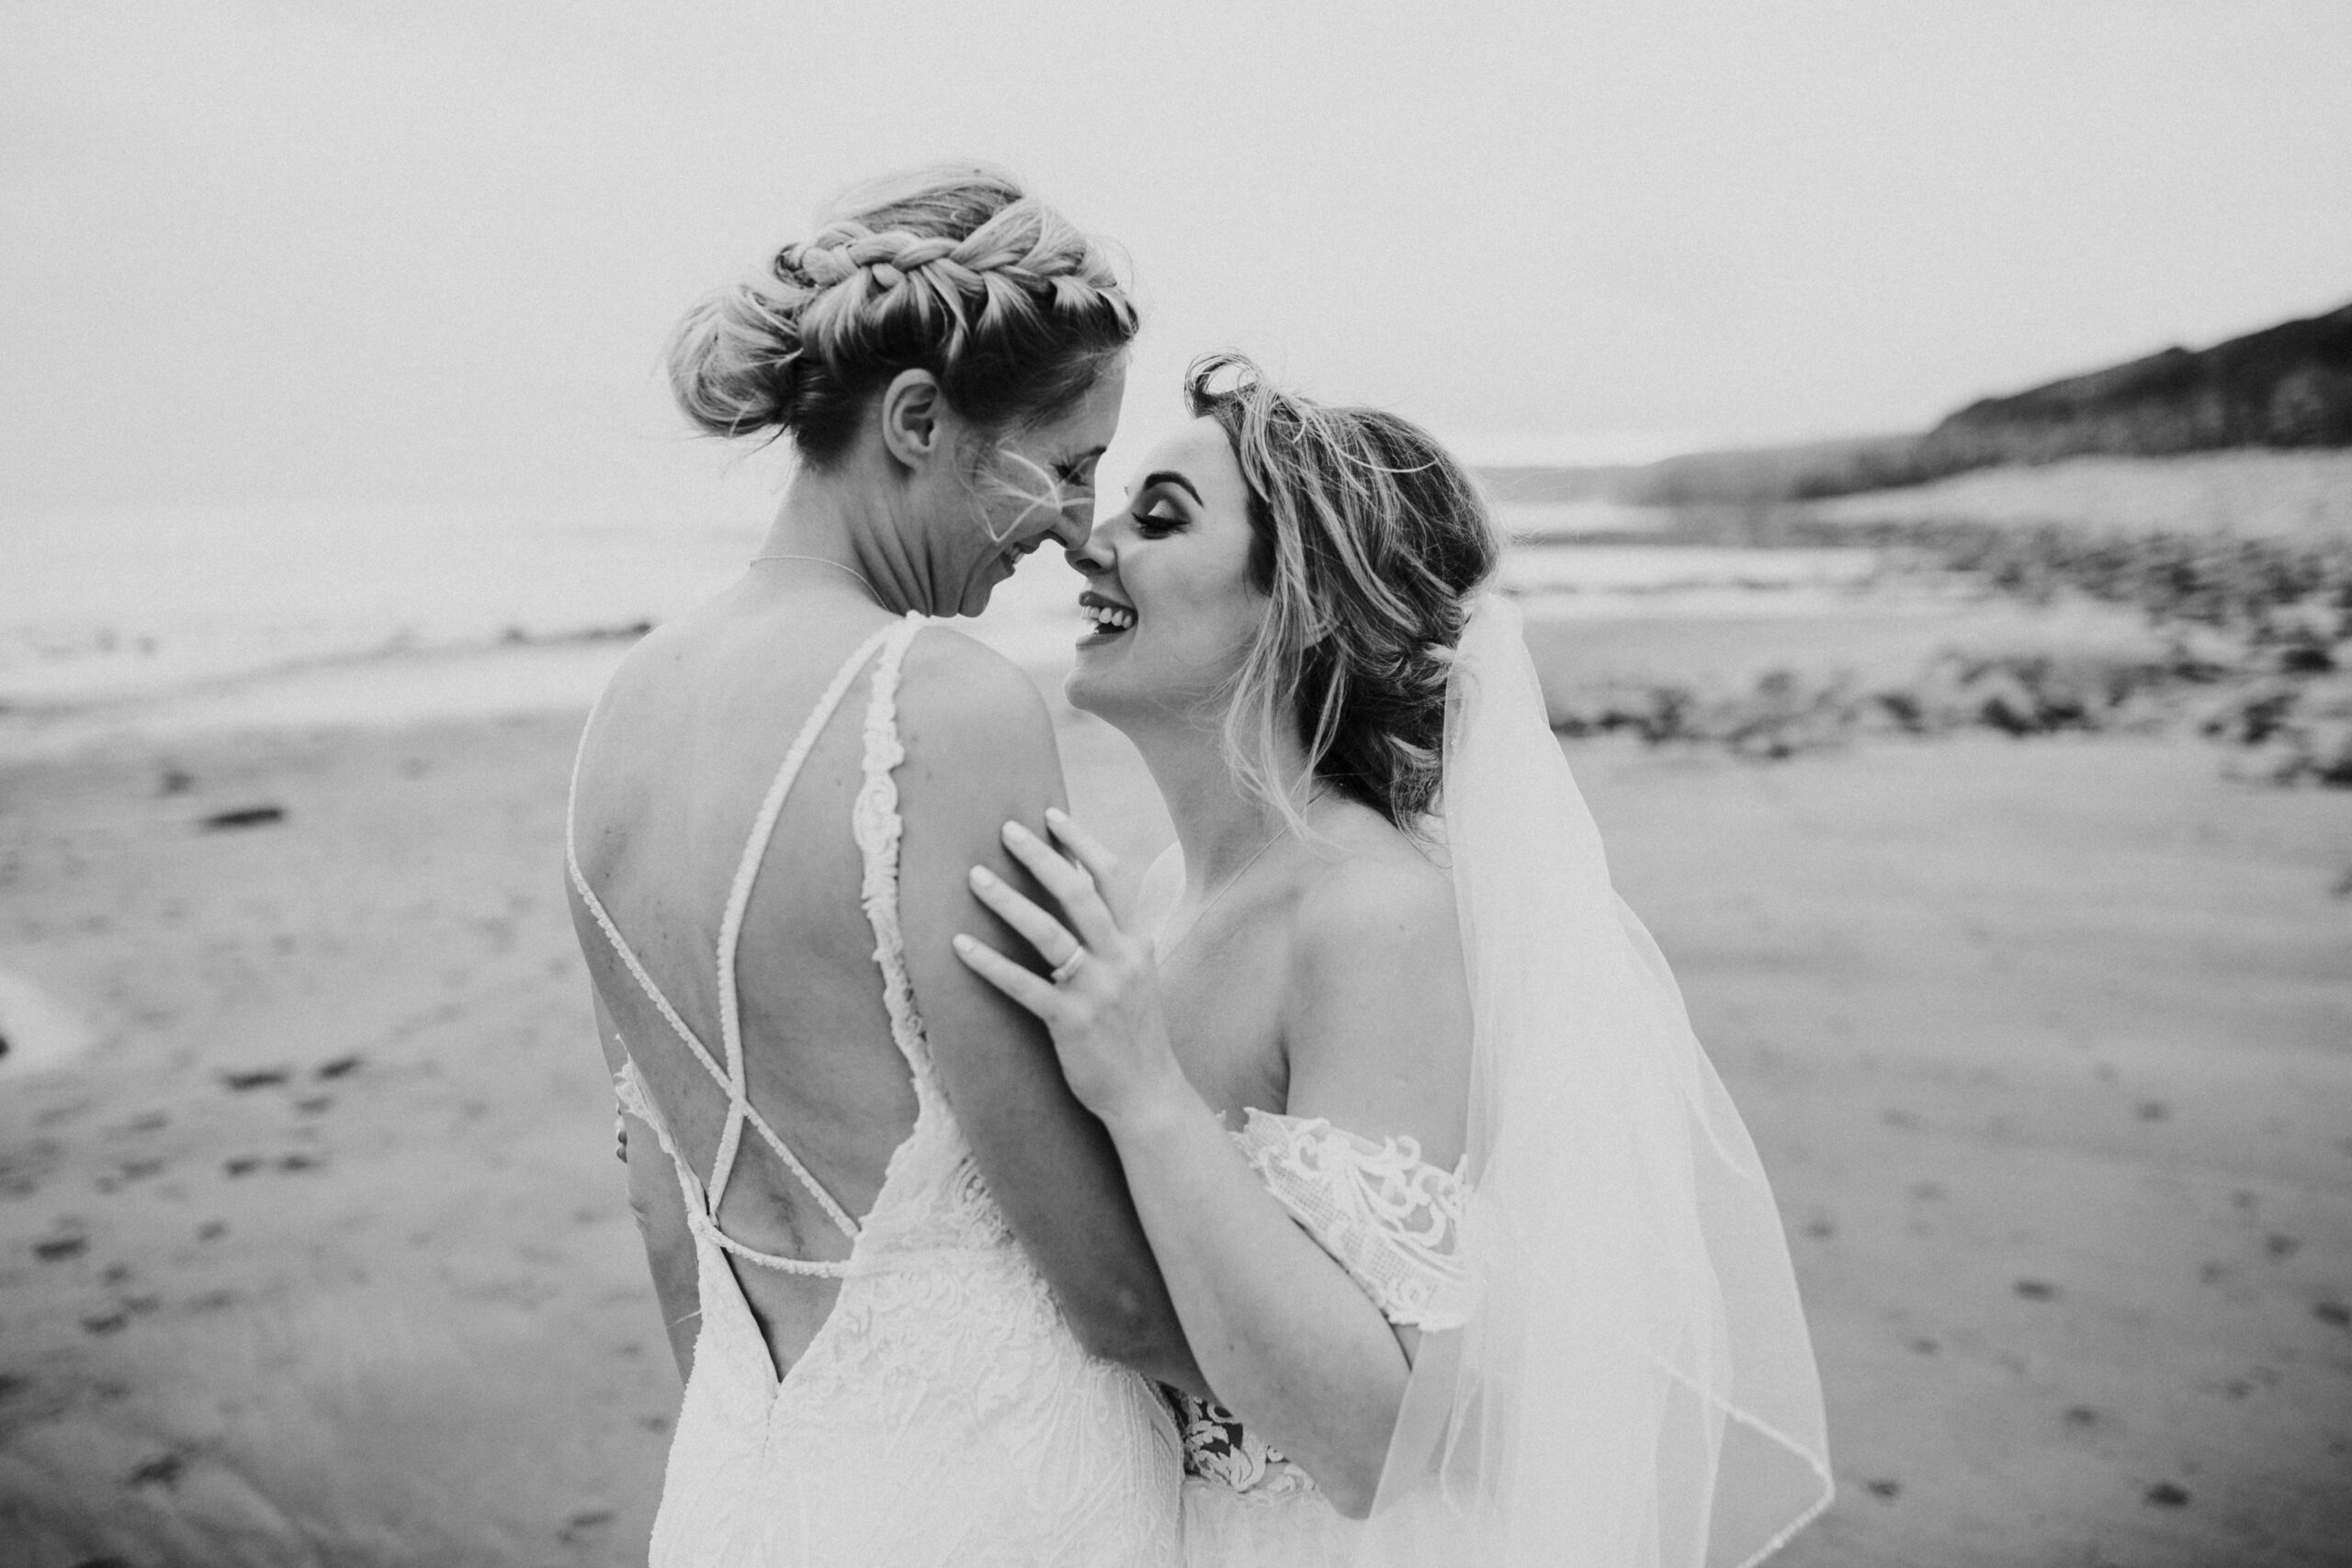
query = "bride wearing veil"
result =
(956, 355, 1834, 1565)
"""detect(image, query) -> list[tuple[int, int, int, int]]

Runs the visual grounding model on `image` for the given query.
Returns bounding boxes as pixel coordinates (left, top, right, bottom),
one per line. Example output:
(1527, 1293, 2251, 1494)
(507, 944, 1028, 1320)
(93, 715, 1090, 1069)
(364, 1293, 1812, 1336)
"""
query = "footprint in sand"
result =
(2316, 1302, 2349, 1327)
(1864, 1479, 1901, 1500)
(125, 1451, 184, 1491)
(219, 1066, 290, 1091)
(2013, 1279, 2058, 1301)
(198, 804, 287, 831)
(34, 1234, 88, 1262)
(559, 1510, 615, 1547)
(2144, 1482, 2190, 1507)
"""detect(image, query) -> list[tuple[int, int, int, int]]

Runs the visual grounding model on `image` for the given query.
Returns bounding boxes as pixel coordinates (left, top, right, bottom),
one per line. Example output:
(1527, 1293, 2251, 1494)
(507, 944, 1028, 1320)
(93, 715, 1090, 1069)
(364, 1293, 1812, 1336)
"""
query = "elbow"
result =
(1066, 1293, 1159, 1365)
(1319, 1404, 1406, 1520)
(1325, 1462, 1383, 1522)
(1063, 1287, 1186, 1381)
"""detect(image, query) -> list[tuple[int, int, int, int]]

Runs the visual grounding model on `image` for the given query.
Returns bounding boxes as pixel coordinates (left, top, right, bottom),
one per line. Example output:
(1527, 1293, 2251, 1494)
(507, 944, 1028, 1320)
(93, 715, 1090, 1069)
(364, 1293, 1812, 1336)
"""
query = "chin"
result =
(952, 571, 1002, 618)
(1062, 662, 1134, 723)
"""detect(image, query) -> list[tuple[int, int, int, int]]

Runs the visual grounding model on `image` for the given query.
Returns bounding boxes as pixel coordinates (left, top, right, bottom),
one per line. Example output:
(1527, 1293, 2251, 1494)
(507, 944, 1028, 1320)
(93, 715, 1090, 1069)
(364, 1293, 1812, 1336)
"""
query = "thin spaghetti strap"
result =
(851, 616, 932, 1078)
(568, 714, 736, 1090)
(707, 616, 913, 1234)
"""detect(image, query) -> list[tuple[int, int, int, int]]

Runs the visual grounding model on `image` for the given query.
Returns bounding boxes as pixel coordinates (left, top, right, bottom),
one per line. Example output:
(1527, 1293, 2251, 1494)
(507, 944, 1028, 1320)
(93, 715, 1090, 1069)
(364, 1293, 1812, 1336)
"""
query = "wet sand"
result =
(1, 660, 2348, 1565)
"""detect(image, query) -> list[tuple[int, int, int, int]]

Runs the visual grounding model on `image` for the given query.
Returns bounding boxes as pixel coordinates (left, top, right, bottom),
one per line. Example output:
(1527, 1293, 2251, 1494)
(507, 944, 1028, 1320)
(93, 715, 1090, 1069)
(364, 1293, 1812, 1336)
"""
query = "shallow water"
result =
(2, 501, 1925, 739)
(0, 502, 763, 709)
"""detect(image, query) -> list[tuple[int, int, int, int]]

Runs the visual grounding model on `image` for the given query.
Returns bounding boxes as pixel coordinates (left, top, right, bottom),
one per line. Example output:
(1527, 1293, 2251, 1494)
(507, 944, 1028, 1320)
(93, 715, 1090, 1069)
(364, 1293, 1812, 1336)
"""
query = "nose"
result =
(1065, 519, 1114, 577)
(1043, 501, 1093, 554)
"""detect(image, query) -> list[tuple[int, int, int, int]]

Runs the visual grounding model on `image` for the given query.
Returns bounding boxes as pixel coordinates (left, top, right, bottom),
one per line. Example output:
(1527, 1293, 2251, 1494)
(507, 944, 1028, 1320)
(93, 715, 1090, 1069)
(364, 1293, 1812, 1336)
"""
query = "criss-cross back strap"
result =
(566, 615, 918, 1273)
(707, 614, 922, 1225)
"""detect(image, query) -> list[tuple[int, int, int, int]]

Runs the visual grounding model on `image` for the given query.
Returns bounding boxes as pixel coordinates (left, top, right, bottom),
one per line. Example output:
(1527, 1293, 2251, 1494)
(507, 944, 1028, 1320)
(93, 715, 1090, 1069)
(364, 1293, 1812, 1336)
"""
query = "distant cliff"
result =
(1486, 298, 2352, 511)
(1913, 299, 2352, 475)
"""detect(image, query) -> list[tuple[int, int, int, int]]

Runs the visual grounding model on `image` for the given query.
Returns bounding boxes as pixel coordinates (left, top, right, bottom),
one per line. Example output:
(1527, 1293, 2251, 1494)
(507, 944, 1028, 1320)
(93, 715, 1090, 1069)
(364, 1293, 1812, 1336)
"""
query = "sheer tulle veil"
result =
(1353, 593, 1834, 1567)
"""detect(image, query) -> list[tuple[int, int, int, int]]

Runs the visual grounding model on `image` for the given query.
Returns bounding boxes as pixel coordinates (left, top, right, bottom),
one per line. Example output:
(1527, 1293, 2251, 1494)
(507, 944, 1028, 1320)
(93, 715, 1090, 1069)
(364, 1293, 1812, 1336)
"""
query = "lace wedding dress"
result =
(1167, 1110, 1472, 1568)
(569, 614, 1182, 1567)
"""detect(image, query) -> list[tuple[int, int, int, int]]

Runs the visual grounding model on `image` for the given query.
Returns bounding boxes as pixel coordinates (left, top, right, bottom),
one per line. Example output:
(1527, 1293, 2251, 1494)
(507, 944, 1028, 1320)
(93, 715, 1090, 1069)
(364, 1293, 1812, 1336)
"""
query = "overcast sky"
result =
(5, 1, 2347, 529)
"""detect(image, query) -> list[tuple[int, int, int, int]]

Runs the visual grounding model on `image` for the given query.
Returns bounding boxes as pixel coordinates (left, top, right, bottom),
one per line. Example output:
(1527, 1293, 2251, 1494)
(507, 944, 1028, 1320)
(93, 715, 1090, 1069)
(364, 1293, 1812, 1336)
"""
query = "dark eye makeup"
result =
(1133, 495, 1185, 533)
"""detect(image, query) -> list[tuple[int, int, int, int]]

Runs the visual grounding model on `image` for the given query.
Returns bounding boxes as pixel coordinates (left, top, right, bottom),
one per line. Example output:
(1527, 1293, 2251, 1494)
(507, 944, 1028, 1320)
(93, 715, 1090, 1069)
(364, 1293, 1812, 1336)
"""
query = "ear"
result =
(878, 368, 944, 472)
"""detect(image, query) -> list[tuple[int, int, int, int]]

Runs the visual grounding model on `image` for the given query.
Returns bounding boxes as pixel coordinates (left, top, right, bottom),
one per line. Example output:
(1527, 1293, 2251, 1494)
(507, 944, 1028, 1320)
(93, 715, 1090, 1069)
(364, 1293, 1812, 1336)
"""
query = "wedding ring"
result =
(1048, 949, 1088, 985)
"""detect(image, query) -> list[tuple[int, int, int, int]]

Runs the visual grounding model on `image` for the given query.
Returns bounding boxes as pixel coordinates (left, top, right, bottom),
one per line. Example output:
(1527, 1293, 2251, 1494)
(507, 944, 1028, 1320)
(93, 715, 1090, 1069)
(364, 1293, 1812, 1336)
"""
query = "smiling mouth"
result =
(1080, 594, 1135, 640)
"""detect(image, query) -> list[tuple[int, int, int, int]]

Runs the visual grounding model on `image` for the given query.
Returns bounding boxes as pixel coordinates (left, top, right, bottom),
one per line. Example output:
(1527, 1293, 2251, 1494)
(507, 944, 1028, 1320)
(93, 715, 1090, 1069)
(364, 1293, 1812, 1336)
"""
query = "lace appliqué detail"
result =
(1236, 1108, 1474, 1331)
(1165, 1389, 1320, 1502)
(1171, 1110, 1476, 1503)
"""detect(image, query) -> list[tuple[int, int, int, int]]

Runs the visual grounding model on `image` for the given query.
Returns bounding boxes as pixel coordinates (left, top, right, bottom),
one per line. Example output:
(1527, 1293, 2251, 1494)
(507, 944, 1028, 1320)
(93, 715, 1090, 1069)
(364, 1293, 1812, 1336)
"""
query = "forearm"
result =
(640, 1224, 701, 1383)
(619, 1110, 702, 1384)
(954, 1068, 1209, 1393)
(1107, 1093, 1409, 1515)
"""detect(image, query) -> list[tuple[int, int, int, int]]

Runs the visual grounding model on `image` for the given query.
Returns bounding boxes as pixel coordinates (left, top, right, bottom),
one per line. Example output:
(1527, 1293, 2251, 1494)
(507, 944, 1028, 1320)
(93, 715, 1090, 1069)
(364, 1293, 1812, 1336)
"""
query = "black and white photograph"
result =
(2, 4, 2346, 1564)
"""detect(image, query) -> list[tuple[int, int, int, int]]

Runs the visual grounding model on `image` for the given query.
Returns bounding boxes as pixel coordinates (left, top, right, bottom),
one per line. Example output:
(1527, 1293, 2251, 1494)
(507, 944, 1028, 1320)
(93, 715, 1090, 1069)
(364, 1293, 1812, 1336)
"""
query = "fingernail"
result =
(952, 934, 974, 953)
(1003, 820, 1033, 841)
(969, 866, 997, 887)
(1045, 806, 1069, 822)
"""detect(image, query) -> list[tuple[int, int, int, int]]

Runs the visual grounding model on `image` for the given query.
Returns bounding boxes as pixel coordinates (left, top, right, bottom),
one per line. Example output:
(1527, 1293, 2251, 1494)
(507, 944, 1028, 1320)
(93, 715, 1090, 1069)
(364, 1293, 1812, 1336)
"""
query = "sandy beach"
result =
(3, 499, 2350, 1566)
(2, 652, 2346, 1567)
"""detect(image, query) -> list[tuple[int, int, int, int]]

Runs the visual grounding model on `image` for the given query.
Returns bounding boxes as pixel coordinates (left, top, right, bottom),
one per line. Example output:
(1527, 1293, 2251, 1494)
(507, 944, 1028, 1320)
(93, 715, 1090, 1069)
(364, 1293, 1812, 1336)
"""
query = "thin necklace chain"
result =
(751, 552, 881, 602)
(1159, 791, 1326, 962)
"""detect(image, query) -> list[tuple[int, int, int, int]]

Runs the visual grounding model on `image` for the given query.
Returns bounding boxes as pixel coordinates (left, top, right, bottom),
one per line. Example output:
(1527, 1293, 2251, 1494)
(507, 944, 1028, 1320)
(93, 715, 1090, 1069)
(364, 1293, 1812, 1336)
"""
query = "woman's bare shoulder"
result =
(891, 624, 1059, 795)
(884, 625, 1063, 846)
(1292, 818, 1459, 960)
(1279, 817, 1470, 1159)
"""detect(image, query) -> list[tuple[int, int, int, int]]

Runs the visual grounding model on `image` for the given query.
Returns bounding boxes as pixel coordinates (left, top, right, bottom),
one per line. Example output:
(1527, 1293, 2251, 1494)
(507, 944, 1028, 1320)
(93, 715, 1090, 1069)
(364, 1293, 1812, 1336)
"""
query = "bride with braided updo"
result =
(567, 166, 1200, 1565)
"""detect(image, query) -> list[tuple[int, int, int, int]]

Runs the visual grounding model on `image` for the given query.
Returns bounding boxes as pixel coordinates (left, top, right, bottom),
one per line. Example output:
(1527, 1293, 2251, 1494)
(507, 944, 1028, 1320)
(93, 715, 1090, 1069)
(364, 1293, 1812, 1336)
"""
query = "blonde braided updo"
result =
(1186, 355, 1503, 834)
(669, 165, 1137, 464)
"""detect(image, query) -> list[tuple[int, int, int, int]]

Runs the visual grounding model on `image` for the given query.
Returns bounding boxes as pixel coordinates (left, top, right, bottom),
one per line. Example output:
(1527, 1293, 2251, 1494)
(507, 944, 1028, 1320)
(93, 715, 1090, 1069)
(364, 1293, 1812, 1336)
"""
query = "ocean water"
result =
(0, 500, 1904, 744)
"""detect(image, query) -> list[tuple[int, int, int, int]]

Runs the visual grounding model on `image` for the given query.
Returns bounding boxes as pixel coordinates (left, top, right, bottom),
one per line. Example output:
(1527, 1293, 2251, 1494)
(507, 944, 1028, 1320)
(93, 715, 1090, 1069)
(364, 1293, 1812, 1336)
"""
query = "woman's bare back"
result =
(570, 584, 922, 1369)
(566, 581, 1185, 1564)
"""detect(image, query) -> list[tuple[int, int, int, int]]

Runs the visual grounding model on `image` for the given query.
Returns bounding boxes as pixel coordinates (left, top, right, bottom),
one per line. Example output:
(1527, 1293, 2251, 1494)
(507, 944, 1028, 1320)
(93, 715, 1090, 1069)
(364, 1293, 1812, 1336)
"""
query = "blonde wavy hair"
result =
(668, 164, 1137, 487)
(1187, 355, 1503, 835)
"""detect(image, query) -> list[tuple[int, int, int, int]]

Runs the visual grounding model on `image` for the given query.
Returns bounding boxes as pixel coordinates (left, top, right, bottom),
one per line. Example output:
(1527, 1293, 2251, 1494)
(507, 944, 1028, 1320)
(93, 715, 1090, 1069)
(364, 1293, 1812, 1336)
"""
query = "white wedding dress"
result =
(568, 613, 1182, 1567)
(1165, 1111, 1472, 1568)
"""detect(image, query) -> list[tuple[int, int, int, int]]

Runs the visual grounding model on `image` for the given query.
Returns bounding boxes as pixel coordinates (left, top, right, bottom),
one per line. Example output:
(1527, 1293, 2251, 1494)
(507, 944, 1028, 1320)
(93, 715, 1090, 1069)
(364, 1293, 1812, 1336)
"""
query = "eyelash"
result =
(1133, 506, 1181, 536)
